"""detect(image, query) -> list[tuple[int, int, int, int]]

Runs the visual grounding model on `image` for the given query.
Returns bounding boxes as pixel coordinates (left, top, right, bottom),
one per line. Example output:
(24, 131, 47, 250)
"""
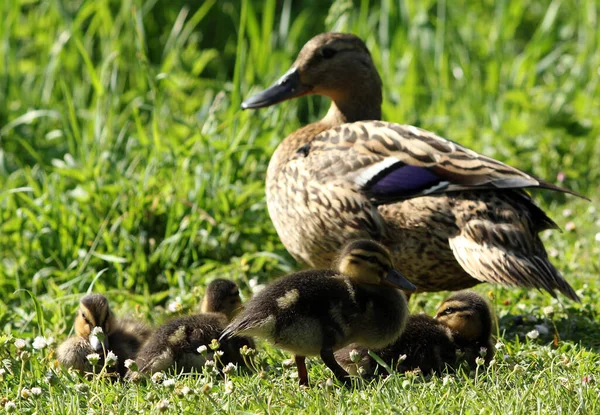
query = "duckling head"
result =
(335, 240, 416, 292)
(75, 294, 115, 352)
(434, 292, 493, 343)
(242, 33, 382, 122)
(200, 279, 243, 321)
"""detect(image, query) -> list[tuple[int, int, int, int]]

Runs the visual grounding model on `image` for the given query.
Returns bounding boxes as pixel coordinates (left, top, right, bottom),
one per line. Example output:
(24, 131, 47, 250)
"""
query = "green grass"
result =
(0, 0, 599, 413)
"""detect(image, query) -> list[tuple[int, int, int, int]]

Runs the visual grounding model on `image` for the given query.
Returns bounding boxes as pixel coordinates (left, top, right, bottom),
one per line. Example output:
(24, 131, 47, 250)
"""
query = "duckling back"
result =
(109, 319, 153, 376)
(223, 269, 408, 356)
(336, 314, 456, 376)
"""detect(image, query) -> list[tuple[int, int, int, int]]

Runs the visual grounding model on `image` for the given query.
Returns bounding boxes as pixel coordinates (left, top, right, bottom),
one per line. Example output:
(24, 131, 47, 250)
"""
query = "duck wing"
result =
(303, 121, 586, 204)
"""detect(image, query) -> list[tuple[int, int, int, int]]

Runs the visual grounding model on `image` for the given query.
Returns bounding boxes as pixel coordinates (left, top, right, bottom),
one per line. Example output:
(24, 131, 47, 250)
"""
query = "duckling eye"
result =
(321, 47, 336, 59)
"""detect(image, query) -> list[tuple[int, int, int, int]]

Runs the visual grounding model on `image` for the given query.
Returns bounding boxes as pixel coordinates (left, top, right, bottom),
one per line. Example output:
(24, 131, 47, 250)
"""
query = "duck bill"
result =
(383, 269, 416, 292)
(241, 67, 310, 109)
(89, 330, 109, 352)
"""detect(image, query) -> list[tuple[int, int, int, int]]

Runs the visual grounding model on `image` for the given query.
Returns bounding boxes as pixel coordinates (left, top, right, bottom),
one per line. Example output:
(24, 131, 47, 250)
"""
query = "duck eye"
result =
(442, 307, 455, 316)
(321, 47, 336, 59)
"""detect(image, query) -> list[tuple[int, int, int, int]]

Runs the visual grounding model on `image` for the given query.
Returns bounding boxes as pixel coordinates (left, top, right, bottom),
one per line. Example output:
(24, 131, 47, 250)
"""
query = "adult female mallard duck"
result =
(221, 239, 415, 386)
(132, 279, 253, 375)
(56, 294, 151, 377)
(242, 32, 584, 301)
(334, 291, 493, 376)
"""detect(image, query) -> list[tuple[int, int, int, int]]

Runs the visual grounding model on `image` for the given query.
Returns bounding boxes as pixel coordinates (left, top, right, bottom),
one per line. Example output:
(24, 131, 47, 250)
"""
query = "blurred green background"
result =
(0, 0, 598, 326)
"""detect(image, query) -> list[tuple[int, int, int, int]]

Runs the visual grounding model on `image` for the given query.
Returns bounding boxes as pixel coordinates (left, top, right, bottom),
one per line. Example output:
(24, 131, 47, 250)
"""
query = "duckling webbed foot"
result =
(295, 355, 309, 386)
(320, 348, 351, 386)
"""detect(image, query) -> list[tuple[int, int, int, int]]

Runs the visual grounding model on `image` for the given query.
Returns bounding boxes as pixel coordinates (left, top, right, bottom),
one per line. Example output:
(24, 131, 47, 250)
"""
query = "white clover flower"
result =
(209, 339, 220, 351)
(214, 350, 224, 358)
(223, 362, 237, 374)
(180, 386, 192, 396)
(562, 209, 572, 217)
(542, 306, 555, 317)
(565, 221, 576, 232)
(357, 367, 366, 376)
(4, 401, 16, 413)
(20, 388, 31, 399)
(124, 359, 137, 372)
(14, 338, 27, 349)
(479, 347, 488, 357)
(282, 358, 294, 368)
(526, 329, 540, 340)
(495, 341, 504, 350)
(224, 380, 234, 395)
(349, 349, 361, 364)
(86, 353, 101, 366)
(151, 372, 165, 384)
(488, 359, 496, 367)
(105, 351, 118, 367)
(89, 327, 104, 351)
(197, 345, 208, 355)
(19, 351, 31, 362)
(31, 387, 42, 396)
(167, 298, 183, 314)
(0, 368, 6, 380)
(32, 336, 48, 350)
(204, 360, 215, 368)
(475, 357, 485, 366)
(163, 378, 176, 388)
(397, 354, 407, 363)
(401, 379, 411, 389)
(595, 232, 600, 242)
(442, 375, 454, 386)
(157, 399, 170, 412)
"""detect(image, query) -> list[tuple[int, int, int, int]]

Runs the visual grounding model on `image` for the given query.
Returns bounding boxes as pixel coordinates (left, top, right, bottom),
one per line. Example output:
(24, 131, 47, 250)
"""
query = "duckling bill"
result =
(56, 294, 151, 377)
(221, 240, 415, 386)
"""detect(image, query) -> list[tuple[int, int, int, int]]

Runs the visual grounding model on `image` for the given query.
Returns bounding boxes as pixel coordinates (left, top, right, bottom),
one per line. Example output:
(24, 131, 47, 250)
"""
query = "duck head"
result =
(435, 291, 493, 344)
(336, 239, 415, 291)
(200, 279, 243, 321)
(75, 294, 115, 353)
(242, 33, 382, 123)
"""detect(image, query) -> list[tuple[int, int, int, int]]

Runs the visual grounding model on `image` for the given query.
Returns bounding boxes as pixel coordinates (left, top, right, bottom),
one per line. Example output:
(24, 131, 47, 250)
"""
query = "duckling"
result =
(56, 294, 152, 377)
(335, 314, 456, 377)
(242, 32, 584, 301)
(133, 279, 253, 375)
(434, 291, 494, 367)
(220, 240, 415, 386)
(335, 291, 493, 376)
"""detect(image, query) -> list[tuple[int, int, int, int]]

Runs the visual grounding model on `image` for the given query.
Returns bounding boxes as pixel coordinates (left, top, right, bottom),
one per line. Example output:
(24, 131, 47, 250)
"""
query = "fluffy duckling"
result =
(133, 279, 253, 375)
(221, 240, 415, 386)
(335, 291, 493, 376)
(335, 314, 456, 376)
(56, 294, 151, 377)
(435, 291, 494, 367)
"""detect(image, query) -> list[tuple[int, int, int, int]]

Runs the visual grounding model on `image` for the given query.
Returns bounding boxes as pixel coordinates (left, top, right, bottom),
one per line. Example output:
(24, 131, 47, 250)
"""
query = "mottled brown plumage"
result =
(221, 240, 414, 386)
(243, 32, 583, 301)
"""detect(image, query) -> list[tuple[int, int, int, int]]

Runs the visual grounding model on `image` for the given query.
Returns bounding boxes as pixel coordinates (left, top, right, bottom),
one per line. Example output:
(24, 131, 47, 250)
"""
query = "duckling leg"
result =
(295, 355, 309, 386)
(320, 348, 351, 385)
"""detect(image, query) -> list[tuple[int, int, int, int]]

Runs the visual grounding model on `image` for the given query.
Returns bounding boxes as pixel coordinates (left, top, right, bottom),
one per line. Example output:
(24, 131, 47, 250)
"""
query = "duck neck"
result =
(322, 84, 382, 126)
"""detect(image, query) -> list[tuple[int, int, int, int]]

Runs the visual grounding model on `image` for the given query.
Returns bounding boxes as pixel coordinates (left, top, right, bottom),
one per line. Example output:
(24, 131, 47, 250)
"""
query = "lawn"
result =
(0, 0, 599, 413)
